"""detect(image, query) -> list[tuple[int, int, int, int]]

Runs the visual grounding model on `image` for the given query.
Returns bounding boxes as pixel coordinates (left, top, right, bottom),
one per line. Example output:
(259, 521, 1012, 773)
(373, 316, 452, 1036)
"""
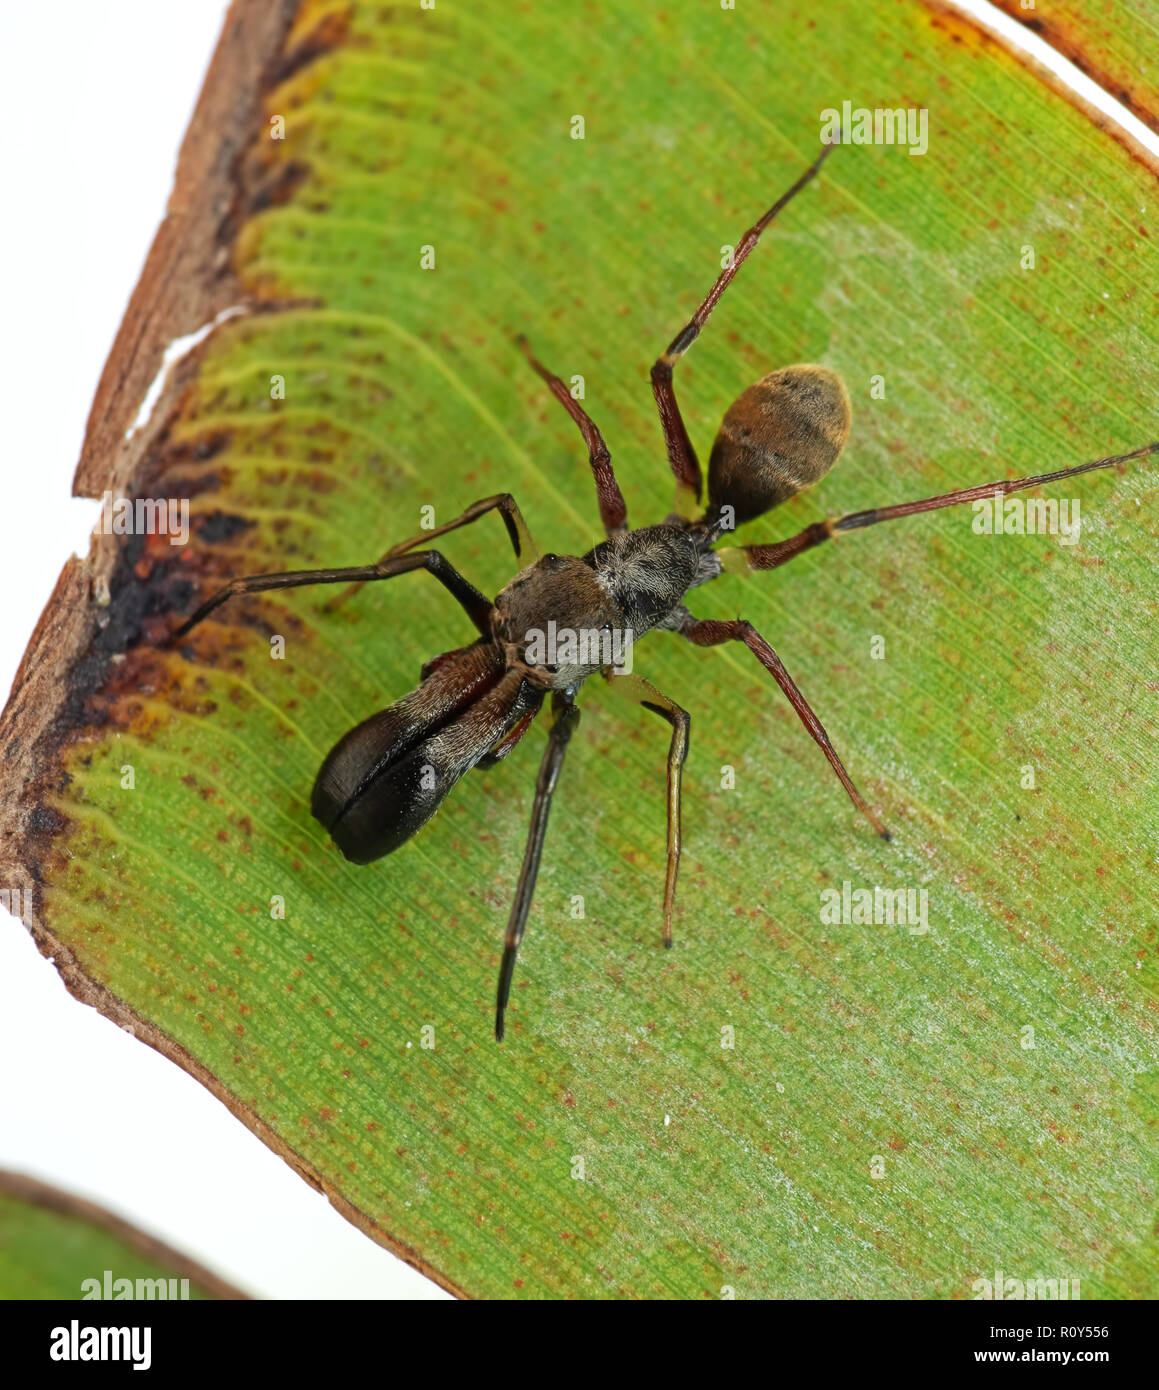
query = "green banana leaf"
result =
(1, 0, 1156, 1298)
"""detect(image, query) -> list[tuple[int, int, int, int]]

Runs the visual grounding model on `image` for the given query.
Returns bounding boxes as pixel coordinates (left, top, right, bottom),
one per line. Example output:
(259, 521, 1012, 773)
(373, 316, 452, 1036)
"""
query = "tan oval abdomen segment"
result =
(707, 364, 851, 526)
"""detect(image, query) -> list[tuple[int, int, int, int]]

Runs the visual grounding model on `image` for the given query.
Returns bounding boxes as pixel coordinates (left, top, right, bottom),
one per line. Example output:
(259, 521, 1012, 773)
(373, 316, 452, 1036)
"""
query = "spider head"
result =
(492, 552, 621, 690)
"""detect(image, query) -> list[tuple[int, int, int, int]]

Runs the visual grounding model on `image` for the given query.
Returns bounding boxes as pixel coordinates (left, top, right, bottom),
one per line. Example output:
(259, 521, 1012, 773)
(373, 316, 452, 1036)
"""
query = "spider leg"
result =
(679, 613, 888, 840)
(651, 139, 838, 517)
(718, 443, 1159, 575)
(495, 692, 581, 1041)
(516, 335, 628, 536)
(603, 670, 690, 948)
(171, 548, 493, 640)
(327, 492, 540, 611)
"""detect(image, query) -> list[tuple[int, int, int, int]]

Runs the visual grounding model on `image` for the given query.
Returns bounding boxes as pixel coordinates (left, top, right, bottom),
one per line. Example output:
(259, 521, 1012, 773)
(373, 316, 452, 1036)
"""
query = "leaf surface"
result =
(993, 0, 1159, 135)
(2, 0, 1157, 1298)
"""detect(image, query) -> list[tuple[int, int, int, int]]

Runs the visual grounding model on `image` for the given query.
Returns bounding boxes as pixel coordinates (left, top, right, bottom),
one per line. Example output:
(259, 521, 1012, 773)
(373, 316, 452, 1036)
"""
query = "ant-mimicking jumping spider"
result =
(172, 139, 1155, 1039)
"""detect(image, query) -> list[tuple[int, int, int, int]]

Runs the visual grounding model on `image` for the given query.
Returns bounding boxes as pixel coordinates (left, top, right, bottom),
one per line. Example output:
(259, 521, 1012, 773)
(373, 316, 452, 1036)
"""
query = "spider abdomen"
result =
(707, 364, 851, 527)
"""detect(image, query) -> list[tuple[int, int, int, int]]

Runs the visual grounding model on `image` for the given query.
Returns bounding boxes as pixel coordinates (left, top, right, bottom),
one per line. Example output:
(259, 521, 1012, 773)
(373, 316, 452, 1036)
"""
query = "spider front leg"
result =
(603, 670, 690, 948)
(387, 492, 539, 563)
(680, 613, 889, 840)
(496, 692, 581, 1041)
(170, 548, 494, 640)
(651, 139, 838, 518)
(327, 492, 540, 611)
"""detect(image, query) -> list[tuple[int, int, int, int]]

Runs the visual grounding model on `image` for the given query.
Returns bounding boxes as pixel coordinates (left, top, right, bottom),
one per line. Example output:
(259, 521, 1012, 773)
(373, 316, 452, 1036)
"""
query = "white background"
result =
(0, 1, 1152, 1301)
